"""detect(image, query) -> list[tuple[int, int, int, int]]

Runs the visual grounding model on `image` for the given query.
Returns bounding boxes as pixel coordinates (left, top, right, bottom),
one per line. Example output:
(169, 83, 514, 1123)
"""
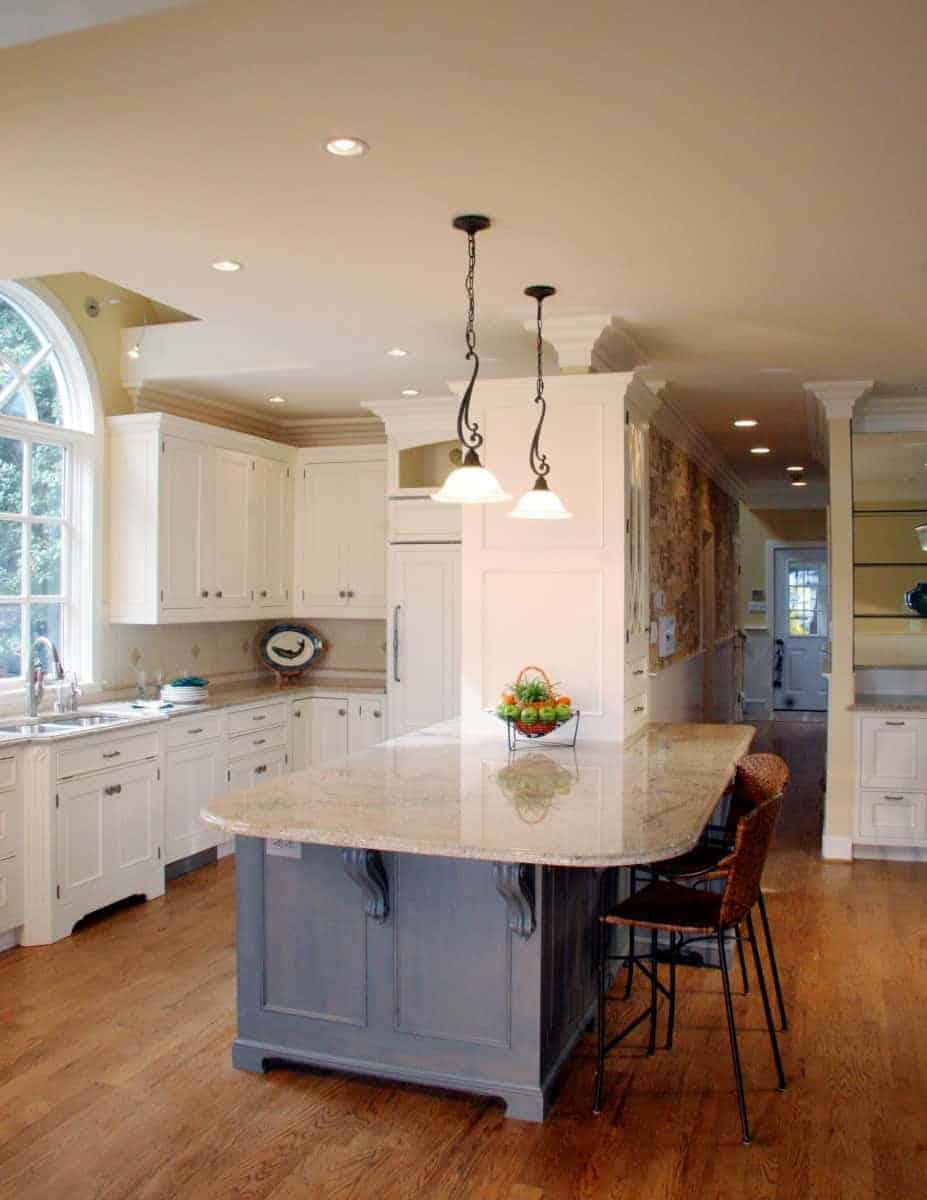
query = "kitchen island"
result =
(203, 719, 754, 1120)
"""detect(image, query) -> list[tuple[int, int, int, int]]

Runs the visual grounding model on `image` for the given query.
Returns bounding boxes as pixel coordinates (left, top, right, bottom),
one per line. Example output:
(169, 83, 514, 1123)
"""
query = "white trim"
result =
(0, 928, 18, 954)
(765, 540, 828, 712)
(853, 843, 927, 863)
(106, 410, 294, 463)
(821, 834, 854, 860)
(804, 380, 873, 421)
(525, 312, 615, 370)
(296, 444, 386, 465)
(852, 394, 927, 433)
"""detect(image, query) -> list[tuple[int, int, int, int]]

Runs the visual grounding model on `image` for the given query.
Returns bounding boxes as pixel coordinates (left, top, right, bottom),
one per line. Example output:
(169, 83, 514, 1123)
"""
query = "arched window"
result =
(0, 281, 98, 689)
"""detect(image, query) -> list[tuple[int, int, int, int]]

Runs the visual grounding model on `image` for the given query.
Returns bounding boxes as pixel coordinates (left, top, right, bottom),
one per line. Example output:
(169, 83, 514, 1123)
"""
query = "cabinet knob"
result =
(260, 590, 268, 598)
(201, 589, 209, 598)
(215, 589, 223, 598)
(338, 590, 346, 598)
(104, 784, 122, 796)
(294, 709, 301, 718)
(373, 710, 382, 719)
(346, 589, 355, 598)
(338, 708, 347, 717)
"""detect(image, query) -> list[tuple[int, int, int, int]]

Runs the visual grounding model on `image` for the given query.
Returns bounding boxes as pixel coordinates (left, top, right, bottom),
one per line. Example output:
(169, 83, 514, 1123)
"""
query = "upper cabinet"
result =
(108, 414, 294, 624)
(293, 448, 387, 620)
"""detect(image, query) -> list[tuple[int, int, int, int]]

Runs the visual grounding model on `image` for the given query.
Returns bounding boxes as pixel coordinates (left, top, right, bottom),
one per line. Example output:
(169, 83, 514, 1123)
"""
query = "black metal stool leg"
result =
(623, 866, 637, 999)
(717, 927, 751, 1145)
(593, 877, 608, 1113)
(735, 924, 750, 995)
(757, 890, 788, 1031)
(746, 911, 787, 1091)
(647, 929, 658, 1056)
(665, 932, 677, 1050)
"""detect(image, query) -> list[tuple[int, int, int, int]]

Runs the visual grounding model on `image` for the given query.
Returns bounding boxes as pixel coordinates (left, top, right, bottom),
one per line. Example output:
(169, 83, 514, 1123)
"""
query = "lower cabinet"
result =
(228, 746, 288, 791)
(0, 753, 22, 934)
(349, 697, 385, 753)
(56, 759, 164, 924)
(165, 738, 228, 864)
(290, 694, 386, 768)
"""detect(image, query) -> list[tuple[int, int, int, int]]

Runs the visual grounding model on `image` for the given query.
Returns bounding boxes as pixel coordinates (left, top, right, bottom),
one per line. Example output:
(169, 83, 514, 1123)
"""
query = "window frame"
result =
(0, 281, 101, 694)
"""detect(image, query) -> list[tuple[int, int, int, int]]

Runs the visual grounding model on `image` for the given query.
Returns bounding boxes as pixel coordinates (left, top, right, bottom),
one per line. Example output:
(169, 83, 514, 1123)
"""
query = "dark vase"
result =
(904, 582, 927, 616)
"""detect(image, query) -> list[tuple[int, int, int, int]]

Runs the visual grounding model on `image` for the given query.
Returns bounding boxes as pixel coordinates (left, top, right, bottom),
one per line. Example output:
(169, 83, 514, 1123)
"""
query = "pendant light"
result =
(508, 285, 572, 520)
(433, 215, 510, 505)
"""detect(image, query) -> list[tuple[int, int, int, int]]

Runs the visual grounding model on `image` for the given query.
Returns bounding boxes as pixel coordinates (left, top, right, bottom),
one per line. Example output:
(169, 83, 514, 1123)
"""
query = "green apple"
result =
(555, 704, 572, 721)
(520, 706, 538, 724)
(504, 703, 521, 719)
(538, 705, 557, 723)
(496, 703, 508, 718)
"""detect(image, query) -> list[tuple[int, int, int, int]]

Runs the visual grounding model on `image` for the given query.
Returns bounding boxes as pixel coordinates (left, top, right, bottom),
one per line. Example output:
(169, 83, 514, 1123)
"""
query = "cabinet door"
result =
(212, 447, 252, 610)
(57, 761, 163, 917)
(0, 854, 22, 934)
(624, 408, 649, 662)
(260, 458, 291, 608)
(388, 547, 460, 738)
(228, 747, 288, 792)
(345, 460, 387, 611)
(299, 464, 348, 609)
(308, 697, 350, 765)
(160, 435, 209, 612)
(860, 717, 927, 790)
(349, 697, 386, 753)
(165, 740, 227, 864)
(290, 699, 310, 772)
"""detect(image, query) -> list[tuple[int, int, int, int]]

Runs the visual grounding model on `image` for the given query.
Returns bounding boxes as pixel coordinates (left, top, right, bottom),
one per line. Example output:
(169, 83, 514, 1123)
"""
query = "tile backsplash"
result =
(100, 618, 387, 690)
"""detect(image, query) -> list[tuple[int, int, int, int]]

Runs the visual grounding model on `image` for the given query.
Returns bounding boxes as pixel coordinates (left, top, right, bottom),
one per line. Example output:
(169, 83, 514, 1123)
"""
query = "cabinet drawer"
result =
(166, 712, 224, 748)
(57, 730, 161, 780)
(388, 498, 461, 543)
(228, 721, 288, 761)
(859, 716, 927, 789)
(227, 701, 288, 736)
(0, 853, 23, 933)
(624, 693, 648, 738)
(625, 658, 648, 700)
(859, 788, 927, 842)
(0, 756, 16, 792)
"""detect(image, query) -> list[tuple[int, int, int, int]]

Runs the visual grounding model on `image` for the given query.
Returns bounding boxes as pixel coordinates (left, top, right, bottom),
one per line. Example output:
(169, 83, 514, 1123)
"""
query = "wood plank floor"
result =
(1, 719, 925, 1199)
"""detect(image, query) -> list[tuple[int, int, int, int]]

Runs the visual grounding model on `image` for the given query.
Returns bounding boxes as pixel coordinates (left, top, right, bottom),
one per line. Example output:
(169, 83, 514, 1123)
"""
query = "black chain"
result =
(465, 230, 477, 355)
(457, 228, 482, 452)
(528, 294, 550, 478)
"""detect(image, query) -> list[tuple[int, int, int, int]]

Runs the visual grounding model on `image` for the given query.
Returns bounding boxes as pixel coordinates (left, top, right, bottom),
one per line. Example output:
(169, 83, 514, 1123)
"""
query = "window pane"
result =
(0, 298, 42, 367)
(29, 358, 63, 425)
(31, 443, 64, 516)
(0, 438, 23, 514)
(0, 522, 22, 596)
(0, 392, 28, 419)
(0, 605, 22, 679)
(788, 562, 828, 637)
(30, 603, 62, 668)
(30, 523, 61, 595)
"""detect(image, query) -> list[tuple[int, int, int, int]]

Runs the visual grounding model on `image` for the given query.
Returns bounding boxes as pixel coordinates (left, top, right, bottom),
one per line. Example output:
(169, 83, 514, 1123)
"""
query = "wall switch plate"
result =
(266, 838, 302, 859)
(652, 590, 665, 611)
(658, 615, 676, 658)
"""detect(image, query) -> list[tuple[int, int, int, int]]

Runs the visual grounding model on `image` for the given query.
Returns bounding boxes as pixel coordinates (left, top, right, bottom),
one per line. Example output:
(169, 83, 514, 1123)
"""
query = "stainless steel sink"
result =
(0, 712, 127, 737)
(52, 714, 125, 727)
(0, 722, 81, 736)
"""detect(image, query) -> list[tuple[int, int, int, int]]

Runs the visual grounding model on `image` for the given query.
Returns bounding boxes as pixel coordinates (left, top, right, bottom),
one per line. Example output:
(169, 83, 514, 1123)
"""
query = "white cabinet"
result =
(294, 450, 387, 619)
(108, 413, 294, 623)
(308, 697, 350, 764)
(228, 747, 288, 793)
(388, 546, 460, 738)
(857, 714, 927, 847)
(0, 754, 22, 934)
(349, 697, 385, 753)
(290, 694, 386, 768)
(56, 759, 163, 923)
(165, 737, 228, 865)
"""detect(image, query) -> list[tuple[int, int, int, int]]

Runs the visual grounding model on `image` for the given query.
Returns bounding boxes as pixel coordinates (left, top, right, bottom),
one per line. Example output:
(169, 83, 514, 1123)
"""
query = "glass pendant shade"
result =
(509, 476, 572, 519)
(433, 449, 510, 504)
(917, 523, 927, 551)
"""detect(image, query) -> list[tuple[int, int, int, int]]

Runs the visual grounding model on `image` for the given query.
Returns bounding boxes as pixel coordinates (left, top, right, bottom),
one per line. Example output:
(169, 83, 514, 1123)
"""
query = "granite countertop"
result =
(848, 694, 927, 713)
(202, 719, 755, 868)
(0, 674, 386, 747)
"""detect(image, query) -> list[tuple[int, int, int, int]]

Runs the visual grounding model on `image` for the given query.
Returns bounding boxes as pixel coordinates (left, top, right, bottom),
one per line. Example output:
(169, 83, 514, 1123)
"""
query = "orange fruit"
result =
(502, 692, 516, 706)
(555, 695, 572, 708)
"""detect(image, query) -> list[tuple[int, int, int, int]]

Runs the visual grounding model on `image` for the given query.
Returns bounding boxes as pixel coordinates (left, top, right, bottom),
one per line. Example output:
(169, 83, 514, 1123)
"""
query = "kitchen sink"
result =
(0, 722, 81, 736)
(51, 714, 125, 727)
(0, 713, 127, 737)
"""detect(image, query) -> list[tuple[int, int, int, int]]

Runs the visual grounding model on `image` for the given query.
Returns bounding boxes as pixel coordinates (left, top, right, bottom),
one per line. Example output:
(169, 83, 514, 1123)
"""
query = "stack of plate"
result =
(161, 683, 209, 704)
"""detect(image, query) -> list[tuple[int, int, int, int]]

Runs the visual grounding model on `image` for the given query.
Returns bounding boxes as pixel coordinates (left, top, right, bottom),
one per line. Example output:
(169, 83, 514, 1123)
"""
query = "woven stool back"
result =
(718, 793, 782, 927)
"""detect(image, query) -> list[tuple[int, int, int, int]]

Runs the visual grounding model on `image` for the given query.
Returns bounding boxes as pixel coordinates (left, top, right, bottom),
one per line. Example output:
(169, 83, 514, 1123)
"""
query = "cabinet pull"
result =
(201, 589, 209, 598)
(102, 750, 121, 759)
(885, 721, 906, 727)
(338, 708, 347, 717)
(187, 727, 204, 735)
(393, 605, 401, 683)
(215, 589, 223, 598)
(881, 794, 908, 802)
(260, 590, 268, 598)
(338, 590, 347, 598)
(104, 784, 122, 796)
(255, 764, 267, 775)
(347, 589, 355, 598)
(373, 710, 382, 719)
(632, 669, 645, 676)
(252, 714, 266, 722)
(253, 737, 267, 746)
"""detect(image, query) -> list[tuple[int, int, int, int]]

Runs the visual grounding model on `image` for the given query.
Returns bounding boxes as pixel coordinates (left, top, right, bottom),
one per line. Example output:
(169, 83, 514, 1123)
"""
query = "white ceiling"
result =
(0, 1, 197, 48)
(2, 0, 927, 497)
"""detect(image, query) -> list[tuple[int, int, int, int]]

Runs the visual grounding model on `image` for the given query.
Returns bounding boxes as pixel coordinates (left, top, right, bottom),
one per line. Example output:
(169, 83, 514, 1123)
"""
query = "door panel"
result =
(308, 698, 350, 765)
(300, 465, 347, 609)
(349, 698, 386, 753)
(160, 436, 208, 611)
(165, 740, 227, 864)
(212, 448, 251, 609)
(262, 459, 291, 607)
(774, 546, 828, 711)
(346, 461, 387, 610)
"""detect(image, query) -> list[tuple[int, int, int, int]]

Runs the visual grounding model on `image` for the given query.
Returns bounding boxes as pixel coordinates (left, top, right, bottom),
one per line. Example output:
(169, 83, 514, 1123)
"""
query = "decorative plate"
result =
(259, 623, 325, 675)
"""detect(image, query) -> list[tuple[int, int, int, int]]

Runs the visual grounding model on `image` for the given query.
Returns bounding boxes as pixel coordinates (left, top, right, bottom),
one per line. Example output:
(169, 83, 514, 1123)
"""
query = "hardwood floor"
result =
(2, 720, 924, 1199)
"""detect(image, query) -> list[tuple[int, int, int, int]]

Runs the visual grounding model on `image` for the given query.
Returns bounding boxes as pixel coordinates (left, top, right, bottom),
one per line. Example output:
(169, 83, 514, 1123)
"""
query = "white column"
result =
(804, 380, 872, 859)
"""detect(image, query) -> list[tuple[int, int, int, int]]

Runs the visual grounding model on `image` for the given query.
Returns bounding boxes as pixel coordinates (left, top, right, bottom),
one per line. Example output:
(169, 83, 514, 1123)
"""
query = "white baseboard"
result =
(821, 835, 854, 861)
(217, 841, 236, 860)
(0, 928, 20, 954)
(853, 844, 927, 863)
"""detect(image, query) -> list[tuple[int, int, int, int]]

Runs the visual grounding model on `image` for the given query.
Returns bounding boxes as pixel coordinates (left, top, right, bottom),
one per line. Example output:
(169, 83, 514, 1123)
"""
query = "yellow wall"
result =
(25, 272, 190, 417)
(738, 507, 827, 629)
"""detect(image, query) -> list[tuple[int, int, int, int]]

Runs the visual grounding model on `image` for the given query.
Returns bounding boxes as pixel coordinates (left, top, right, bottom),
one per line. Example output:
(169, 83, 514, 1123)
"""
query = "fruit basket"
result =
(494, 665, 580, 750)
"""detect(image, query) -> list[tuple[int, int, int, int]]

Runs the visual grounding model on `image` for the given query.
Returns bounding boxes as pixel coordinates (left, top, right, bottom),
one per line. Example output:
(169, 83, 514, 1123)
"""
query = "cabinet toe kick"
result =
(342, 848, 390, 922)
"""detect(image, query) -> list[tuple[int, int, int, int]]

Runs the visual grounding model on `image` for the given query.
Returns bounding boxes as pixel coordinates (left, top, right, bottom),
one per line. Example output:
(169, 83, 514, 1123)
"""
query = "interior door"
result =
(160, 435, 209, 612)
(773, 546, 829, 711)
(388, 546, 461, 737)
(212, 448, 252, 610)
(308, 697, 350, 764)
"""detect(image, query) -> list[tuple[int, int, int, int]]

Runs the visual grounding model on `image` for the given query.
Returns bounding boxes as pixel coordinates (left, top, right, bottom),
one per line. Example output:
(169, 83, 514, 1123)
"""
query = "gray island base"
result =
(234, 838, 611, 1120)
(206, 720, 755, 1121)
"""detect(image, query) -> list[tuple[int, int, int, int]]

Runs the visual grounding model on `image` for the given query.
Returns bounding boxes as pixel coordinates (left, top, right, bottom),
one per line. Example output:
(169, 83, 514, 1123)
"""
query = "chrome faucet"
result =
(27, 636, 65, 718)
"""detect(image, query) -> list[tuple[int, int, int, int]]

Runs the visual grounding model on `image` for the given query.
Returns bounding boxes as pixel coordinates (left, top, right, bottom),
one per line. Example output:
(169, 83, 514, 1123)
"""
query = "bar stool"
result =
(593, 794, 787, 1145)
(622, 753, 789, 1031)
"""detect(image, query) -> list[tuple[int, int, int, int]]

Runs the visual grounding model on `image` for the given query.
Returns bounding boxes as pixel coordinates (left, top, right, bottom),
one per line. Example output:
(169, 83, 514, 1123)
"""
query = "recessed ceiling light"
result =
(750, 446, 771, 454)
(126, 343, 141, 360)
(267, 395, 286, 404)
(401, 389, 420, 397)
(733, 419, 758, 428)
(386, 347, 408, 358)
(786, 465, 804, 473)
(211, 260, 242, 272)
(325, 137, 369, 157)
(791, 480, 808, 487)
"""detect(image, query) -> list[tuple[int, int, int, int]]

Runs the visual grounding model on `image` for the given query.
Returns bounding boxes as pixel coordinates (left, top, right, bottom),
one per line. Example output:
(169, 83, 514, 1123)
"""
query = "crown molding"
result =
(742, 481, 828, 510)
(362, 394, 459, 449)
(645, 384, 748, 503)
(804, 379, 873, 420)
(853, 393, 927, 433)
(129, 386, 385, 447)
(529, 312, 615, 371)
